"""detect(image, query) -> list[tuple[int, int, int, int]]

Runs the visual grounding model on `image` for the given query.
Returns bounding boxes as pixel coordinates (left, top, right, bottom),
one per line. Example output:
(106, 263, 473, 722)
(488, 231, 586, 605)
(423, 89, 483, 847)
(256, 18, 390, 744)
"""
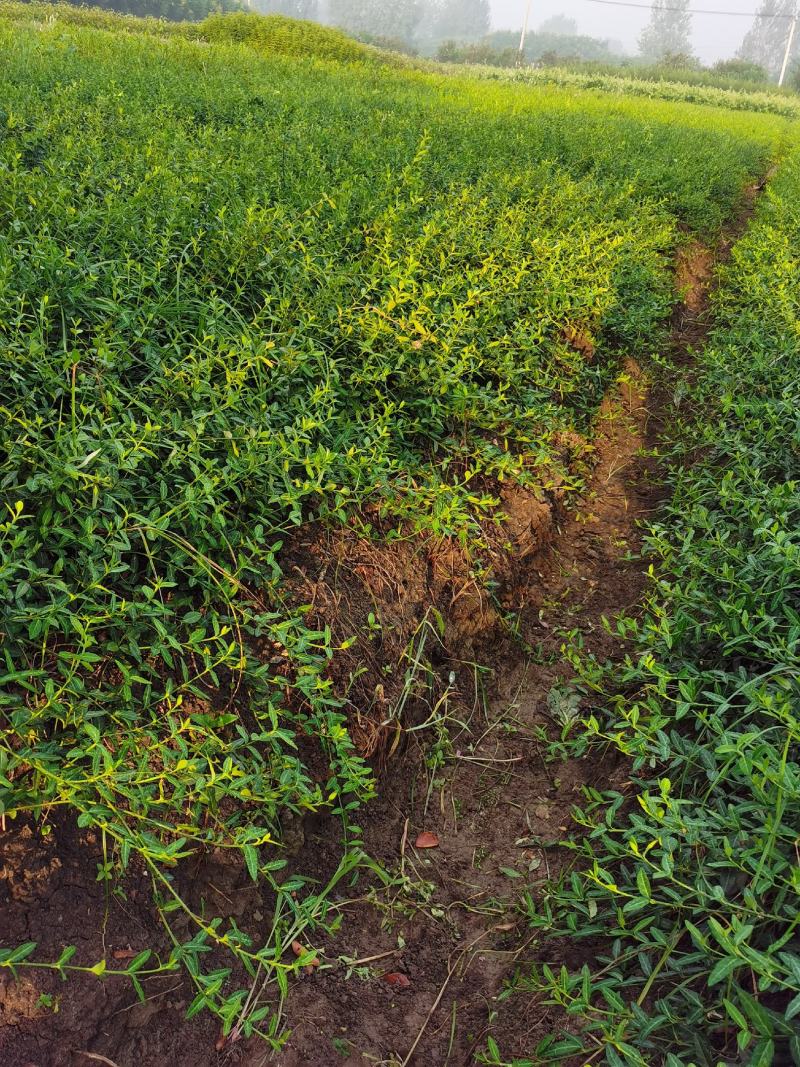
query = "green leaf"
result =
(636, 868, 651, 900)
(125, 950, 152, 974)
(749, 1038, 774, 1067)
(499, 867, 522, 879)
(0, 942, 37, 966)
(787, 992, 800, 1022)
(708, 955, 741, 986)
(186, 993, 208, 1020)
(723, 997, 749, 1032)
(56, 945, 77, 971)
(243, 844, 260, 882)
(737, 989, 773, 1038)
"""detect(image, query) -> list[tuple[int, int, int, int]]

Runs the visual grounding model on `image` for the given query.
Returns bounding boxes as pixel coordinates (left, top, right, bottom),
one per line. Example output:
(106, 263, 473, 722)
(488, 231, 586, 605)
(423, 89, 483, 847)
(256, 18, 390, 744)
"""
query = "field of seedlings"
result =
(498, 65, 800, 120)
(0, 7, 798, 1066)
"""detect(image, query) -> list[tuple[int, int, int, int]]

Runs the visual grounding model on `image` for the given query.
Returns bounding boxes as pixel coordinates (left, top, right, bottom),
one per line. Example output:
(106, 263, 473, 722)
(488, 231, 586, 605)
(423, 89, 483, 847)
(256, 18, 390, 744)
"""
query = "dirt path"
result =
(264, 232, 730, 1067)
(0, 195, 761, 1067)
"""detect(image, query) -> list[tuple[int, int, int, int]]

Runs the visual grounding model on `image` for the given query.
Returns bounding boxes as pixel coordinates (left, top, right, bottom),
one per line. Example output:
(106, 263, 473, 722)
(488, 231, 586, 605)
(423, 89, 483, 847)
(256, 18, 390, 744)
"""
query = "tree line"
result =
(639, 0, 797, 82)
(254, 0, 489, 51)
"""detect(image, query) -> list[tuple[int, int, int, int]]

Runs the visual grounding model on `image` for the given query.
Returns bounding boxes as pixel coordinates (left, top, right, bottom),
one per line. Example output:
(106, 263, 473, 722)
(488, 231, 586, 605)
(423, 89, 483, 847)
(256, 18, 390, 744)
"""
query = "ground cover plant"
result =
(495, 143, 800, 1066)
(0, 0, 196, 34)
(0, 4, 795, 1055)
(490, 65, 800, 120)
(526, 58, 779, 94)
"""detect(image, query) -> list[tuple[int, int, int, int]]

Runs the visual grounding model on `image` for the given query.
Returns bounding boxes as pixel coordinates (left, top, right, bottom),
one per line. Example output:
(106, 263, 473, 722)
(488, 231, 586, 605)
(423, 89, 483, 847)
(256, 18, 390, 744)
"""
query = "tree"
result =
(738, 0, 798, 78)
(638, 0, 693, 61)
(538, 15, 578, 37)
(255, 0, 318, 17)
(434, 0, 490, 41)
(328, 0, 421, 42)
(483, 27, 617, 62)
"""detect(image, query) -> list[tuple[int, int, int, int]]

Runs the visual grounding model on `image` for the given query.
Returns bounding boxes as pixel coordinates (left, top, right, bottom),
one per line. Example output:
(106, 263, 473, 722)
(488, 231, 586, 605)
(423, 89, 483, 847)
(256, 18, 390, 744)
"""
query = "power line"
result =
(585, 0, 796, 16)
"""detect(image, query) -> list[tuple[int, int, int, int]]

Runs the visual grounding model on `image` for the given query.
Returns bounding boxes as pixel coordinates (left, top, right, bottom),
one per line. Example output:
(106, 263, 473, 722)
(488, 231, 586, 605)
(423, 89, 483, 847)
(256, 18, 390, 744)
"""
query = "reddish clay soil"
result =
(0, 223, 746, 1067)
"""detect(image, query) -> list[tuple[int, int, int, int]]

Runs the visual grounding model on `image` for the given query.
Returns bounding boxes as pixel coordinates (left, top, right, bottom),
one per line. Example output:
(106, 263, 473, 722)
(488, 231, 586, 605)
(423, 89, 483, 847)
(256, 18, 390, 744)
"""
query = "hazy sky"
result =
(489, 0, 772, 63)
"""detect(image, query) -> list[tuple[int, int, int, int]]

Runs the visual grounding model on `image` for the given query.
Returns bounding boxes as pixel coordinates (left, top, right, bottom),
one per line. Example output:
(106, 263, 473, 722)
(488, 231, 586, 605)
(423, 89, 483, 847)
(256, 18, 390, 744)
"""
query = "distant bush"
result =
(654, 50, 700, 71)
(354, 29, 417, 57)
(437, 29, 619, 68)
(537, 49, 583, 68)
(486, 27, 618, 63)
(713, 57, 769, 82)
(436, 38, 518, 66)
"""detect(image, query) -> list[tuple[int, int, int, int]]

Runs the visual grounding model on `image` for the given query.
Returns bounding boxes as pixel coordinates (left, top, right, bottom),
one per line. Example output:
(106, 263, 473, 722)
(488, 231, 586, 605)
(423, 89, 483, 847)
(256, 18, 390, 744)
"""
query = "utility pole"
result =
(517, 0, 533, 66)
(778, 10, 797, 87)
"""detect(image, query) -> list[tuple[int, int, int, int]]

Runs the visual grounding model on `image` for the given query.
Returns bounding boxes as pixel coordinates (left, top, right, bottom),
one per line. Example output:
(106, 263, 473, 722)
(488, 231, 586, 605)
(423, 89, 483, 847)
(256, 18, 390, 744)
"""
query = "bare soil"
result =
(0, 218, 748, 1067)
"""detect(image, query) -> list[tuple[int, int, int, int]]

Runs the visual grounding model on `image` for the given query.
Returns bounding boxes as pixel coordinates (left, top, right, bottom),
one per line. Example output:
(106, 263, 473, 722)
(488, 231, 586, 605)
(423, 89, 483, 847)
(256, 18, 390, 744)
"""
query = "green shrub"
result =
(713, 57, 770, 83)
(437, 39, 519, 67)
